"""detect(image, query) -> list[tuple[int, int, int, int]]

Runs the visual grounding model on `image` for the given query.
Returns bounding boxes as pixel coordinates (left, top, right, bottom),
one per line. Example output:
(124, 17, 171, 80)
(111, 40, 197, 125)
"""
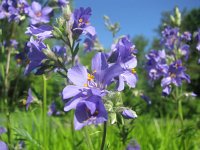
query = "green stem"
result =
(175, 87, 187, 150)
(84, 127, 94, 150)
(4, 47, 11, 146)
(178, 99, 183, 126)
(42, 75, 47, 149)
(12, 67, 22, 103)
(100, 122, 107, 150)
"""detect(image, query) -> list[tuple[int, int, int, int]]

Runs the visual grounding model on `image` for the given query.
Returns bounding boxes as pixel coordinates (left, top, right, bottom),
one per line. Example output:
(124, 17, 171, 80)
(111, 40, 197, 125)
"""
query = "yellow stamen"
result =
(84, 83, 88, 87)
(79, 18, 83, 23)
(131, 68, 136, 74)
(170, 73, 176, 78)
(93, 110, 99, 116)
(17, 58, 22, 64)
(87, 73, 94, 81)
(36, 12, 42, 17)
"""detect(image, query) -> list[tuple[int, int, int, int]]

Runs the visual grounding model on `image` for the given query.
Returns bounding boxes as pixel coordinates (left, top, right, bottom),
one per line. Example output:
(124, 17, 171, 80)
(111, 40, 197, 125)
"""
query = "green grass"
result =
(1, 110, 200, 150)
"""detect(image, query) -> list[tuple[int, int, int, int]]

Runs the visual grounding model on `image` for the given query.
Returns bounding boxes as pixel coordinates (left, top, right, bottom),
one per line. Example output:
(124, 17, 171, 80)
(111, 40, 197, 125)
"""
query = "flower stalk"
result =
(84, 127, 94, 150)
(100, 122, 107, 150)
(4, 47, 12, 146)
(43, 75, 47, 149)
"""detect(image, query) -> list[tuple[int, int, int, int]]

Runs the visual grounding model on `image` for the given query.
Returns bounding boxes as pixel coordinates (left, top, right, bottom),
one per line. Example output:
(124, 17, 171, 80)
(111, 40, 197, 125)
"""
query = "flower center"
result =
(79, 18, 83, 23)
(36, 12, 42, 17)
(16, 58, 22, 64)
(93, 110, 99, 116)
(170, 73, 176, 78)
(87, 73, 94, 81)
(131, 68, 136, 74)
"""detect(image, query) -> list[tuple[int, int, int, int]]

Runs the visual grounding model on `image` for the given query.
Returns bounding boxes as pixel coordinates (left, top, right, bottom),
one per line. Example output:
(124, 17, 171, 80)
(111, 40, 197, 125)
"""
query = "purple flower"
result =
(181, 31, 191, 41)
(52, 46, 66, 57)
(185, 92, 197, 97)
(83, 34, 96, 52)
(48, 102, 61, 116)
(161, 26, 191, 59)
(108, 36, 138, 91)
(161, 26, 179, 50)
(74, 95, 107, 130)
(126, 140, 140, 150)
(18, 0, 29, 14)
(28, 1, 52, 25)
(0, 141, 8, 150)
(70, 7, 95, 37)
(24, 38, 46, 75)
(145, 50, 168, 80)
(140, 93, 152, 105)
(57, 0, 69, 7)
(0, 0, 29, 22)
(26, 88, 34, 110)
(10, 39, 18, 48)
(0, 127, 7, 135)
(26, 25, 53, 40)
(17, 140, 25, 149)
(62, 52, 124, 129)
(0, 0, 9, 19)
(3, 39, 18, 49)
(15, 42, 30, 65)
(122, 109, 137, 119)
(161, 60, 190, 96)
(15, 52, 26, 65)
(180, 44, 190, 60)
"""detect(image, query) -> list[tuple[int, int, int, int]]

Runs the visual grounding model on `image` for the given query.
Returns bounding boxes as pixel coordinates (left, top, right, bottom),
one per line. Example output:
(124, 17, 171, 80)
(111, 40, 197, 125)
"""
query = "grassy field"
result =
(1, 110, 200, 150)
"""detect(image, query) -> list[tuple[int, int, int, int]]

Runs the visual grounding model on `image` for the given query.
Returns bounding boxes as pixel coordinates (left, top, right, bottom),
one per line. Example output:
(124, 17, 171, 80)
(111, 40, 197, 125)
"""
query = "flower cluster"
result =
(24, 6, 96, 75)
(145, 50, 167, 80)
(161, 60, 190, 95)
(0, 0, 29, 22)
(145, 26, 191, 95)
(62, 36, 138, 130)
(161, 26, 191, 60)
(0, 0, 53, 24)
(23, 4, 138, 130)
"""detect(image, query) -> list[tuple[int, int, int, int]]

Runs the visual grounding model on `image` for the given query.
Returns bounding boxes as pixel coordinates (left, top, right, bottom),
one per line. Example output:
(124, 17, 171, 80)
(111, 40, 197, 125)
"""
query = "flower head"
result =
(0, 141, 8, 150)
(48, 102, 61, 116)
(62, 52, 124, 129)
(28, 1, 52, 25)
(0, 127, 7, 135)
(57, 0, 69, 7)
(26, 25, 53, 40)
(0, 0, 29, 22)
(70, 7, 95, 37)
(126, 140, 140, 150)
(122, 109, 137, 119)
(26, 88, 34, 110)
(74, 95, 107, 130)
(145, 50, 168, 80)
(108, 36, 138, 91)
(161, 60, 190, 96)
(161, 26, 179, 50)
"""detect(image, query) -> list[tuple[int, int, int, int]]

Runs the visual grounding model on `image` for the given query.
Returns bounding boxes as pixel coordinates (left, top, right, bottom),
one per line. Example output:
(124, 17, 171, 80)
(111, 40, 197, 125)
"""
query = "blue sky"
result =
(74, 0, 200, 48)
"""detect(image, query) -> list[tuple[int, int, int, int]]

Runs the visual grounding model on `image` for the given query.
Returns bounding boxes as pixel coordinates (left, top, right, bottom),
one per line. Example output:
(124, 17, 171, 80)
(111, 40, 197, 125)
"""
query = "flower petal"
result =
(62, 85, 83, 99)
(67, 65, 88, 86)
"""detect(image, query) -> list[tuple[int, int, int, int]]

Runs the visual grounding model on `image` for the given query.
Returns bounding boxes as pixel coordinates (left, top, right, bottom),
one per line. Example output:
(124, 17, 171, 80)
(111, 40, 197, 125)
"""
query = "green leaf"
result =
(110, 112, 117, 124)
(72, 43, 80, 57)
